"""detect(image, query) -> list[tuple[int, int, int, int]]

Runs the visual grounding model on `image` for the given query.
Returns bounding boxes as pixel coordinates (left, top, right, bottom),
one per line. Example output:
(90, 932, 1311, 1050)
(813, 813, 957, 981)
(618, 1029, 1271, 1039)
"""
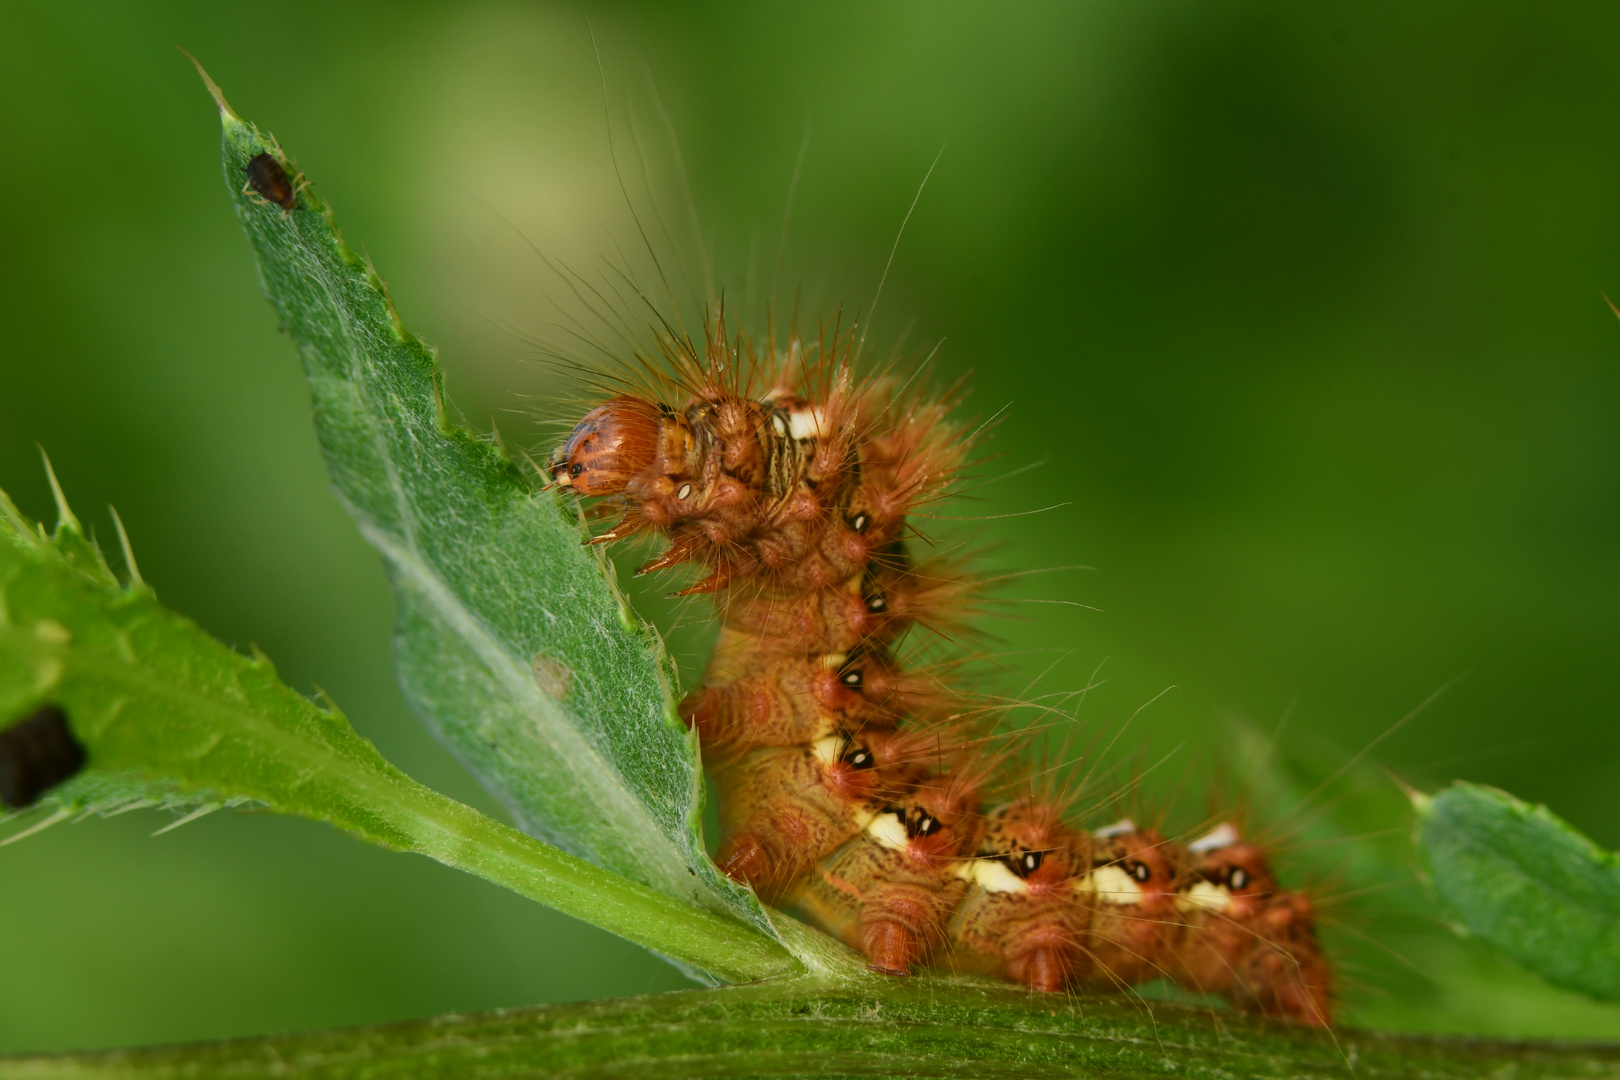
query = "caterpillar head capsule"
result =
(550, 395, 664, 496)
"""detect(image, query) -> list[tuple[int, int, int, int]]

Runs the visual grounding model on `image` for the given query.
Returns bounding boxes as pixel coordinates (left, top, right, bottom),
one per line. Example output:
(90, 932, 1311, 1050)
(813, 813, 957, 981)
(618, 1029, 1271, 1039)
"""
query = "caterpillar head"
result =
(550, 395, 663, 496)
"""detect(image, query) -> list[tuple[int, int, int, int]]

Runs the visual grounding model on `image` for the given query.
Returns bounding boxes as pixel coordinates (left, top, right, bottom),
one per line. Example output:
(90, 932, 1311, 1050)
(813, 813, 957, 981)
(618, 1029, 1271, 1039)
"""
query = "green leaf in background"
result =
(1416, 781, 1620, 1004)
(0, 471, 793, 984)
(200, 66, 768, 935)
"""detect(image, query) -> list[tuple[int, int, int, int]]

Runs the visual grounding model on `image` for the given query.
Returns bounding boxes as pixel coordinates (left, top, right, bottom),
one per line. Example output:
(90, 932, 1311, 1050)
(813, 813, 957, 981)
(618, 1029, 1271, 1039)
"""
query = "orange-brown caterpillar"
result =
(550, 325, 1333, 1026)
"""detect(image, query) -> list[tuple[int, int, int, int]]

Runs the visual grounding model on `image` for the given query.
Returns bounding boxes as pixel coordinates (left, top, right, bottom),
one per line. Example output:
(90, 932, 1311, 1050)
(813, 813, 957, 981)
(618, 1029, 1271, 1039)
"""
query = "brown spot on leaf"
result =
(531, 654, 571, 700)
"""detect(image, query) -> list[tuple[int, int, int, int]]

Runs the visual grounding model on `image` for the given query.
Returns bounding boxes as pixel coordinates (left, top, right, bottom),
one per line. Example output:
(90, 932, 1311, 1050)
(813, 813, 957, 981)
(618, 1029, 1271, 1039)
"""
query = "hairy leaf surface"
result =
(209, 83, 766, 932)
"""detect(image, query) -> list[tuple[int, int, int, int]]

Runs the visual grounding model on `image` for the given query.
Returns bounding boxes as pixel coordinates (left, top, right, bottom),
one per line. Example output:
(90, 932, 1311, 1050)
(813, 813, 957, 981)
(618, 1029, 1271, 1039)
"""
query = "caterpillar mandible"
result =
(548, 313, 1334, 1027)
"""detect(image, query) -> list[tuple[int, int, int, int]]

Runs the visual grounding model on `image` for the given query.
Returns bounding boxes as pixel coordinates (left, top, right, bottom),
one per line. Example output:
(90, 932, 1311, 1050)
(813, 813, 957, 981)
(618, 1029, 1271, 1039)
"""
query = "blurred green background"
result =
(4, 0, 1620, 1052)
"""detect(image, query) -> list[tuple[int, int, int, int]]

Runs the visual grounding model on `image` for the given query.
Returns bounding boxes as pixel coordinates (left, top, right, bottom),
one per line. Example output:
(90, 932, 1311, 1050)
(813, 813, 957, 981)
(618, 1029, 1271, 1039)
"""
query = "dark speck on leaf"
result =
(0, 705, 87, 809)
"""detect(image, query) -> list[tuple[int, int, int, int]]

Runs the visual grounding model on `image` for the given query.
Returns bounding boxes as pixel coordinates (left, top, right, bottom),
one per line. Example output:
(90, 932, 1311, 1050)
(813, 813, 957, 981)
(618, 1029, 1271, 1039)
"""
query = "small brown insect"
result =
(243, 152, 297, 212)
(0, 704, 87, 809)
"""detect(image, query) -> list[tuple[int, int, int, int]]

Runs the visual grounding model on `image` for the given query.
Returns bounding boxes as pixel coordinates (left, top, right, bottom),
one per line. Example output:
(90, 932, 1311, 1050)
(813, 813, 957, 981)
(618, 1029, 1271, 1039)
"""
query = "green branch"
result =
(7, 978, 1620, 1080)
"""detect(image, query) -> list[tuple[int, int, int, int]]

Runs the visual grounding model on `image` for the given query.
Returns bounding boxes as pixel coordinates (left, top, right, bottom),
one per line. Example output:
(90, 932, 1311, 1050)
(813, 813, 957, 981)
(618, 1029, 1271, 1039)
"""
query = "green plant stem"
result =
(5, 976, 1618, 1080)
(0, 480, 794, 986)
(277, 774, 800, 986)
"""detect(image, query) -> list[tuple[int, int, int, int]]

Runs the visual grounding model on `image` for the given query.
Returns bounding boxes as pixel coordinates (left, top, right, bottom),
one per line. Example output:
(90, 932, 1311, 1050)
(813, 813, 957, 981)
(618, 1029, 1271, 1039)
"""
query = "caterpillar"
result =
(547, 316, 1334, 1027)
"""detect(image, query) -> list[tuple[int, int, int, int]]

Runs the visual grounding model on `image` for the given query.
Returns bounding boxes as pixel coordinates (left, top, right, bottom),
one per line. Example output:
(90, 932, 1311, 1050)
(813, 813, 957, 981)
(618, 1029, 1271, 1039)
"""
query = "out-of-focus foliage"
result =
(1, 0, 1618, 1052)
(1418, 783, 1620, 1003)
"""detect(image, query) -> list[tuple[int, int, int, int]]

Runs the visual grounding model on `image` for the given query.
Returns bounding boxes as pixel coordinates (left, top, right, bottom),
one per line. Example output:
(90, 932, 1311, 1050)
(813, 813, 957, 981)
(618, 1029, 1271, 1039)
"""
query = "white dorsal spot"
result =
(1089, 864, 1143, 906)
(1177, 880, 1231, 914)
(1092, 818, 1137, 840)
(1188, 822, 1241, 854)
(788, 407, 825, 441)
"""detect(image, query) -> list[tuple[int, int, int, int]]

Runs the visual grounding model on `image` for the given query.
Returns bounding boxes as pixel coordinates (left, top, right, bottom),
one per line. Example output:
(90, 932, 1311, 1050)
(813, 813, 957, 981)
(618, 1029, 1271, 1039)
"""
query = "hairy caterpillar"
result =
(547, 317, 1334, 1026)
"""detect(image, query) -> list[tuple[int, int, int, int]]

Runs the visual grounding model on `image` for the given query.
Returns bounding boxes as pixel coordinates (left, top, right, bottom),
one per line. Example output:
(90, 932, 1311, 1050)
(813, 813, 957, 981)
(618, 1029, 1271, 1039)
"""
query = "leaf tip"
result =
(1387, 767, 1432, 816)
(177, 48, 242, 124)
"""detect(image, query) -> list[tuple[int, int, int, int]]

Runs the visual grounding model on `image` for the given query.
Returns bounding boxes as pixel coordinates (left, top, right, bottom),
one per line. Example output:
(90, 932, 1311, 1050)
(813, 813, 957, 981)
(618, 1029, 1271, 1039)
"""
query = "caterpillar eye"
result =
(847, 512, 870, 534)
(841, 669, 864, 688)
(569, 463, 584, 478)
(842, 747, 875, 770)
(1129, 861, 1151, 883)
(1229, 867, 1249, 891)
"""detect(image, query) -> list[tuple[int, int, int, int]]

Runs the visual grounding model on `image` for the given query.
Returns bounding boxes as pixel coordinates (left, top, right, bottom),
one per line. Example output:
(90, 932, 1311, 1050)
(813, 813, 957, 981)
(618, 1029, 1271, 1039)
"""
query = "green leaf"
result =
(0, 477, 794, 984)
(205, 76, 768, 934)
(1415, 781, 1620, 1003)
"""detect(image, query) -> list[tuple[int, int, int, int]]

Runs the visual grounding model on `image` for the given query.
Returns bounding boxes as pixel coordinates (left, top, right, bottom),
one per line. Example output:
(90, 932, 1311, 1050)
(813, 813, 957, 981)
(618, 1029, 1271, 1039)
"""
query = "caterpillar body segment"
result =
(1171, 824, 1334, 1026)
(554, 330, 1336, 1026)
(681, 640, 955, 767)
(711, 727, 934, 903)
(946, 798, 1096, 992)
(1081, 820, 1189, 988)
(793, 774, 982, 976)
(712, 551, 980, 657)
